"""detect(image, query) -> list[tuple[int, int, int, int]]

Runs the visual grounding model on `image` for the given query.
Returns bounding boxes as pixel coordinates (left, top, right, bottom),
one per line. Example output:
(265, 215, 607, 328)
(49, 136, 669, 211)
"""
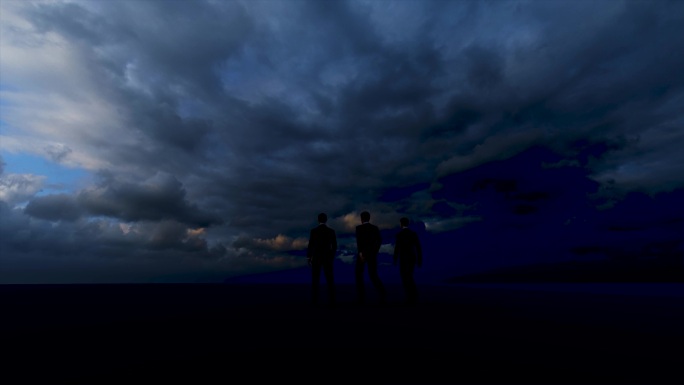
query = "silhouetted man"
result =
(393, 217, 423, 305)
(307, 212, 337, 307)
(355, 211, 387, 305)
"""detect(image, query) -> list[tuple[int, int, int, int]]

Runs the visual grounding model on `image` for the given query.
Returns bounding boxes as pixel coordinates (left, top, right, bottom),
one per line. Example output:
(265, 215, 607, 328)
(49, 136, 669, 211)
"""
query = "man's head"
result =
(400, 217, 409, 227)
(360, 211, 371, 223)
(318, 212, 328, 224)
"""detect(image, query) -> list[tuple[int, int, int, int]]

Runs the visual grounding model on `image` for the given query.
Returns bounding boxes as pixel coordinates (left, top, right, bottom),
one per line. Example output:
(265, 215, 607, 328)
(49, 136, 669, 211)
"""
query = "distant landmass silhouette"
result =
(446, 259, 684, 283)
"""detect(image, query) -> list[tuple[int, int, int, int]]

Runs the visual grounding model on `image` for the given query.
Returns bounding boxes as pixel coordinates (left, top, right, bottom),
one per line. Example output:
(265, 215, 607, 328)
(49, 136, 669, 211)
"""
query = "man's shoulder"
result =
(398, 228, 417, 236)
(406, 228, 419, 238)
(358, 223, 378, 230)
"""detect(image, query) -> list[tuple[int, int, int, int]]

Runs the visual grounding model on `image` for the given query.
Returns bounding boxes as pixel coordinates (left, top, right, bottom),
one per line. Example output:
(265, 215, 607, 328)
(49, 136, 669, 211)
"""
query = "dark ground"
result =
(2, 283, 683, 385)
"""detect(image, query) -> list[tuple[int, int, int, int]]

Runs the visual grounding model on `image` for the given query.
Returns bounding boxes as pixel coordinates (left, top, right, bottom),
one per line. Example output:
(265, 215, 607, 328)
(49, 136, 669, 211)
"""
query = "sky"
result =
(1, 0, 683, 284)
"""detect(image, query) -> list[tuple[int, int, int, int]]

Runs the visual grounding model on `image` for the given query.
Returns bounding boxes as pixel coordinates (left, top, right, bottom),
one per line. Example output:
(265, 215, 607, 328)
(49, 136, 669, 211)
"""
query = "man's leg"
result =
(355, 258, 365, 304)
(311, 260, 321, 306)
(367, 255, 386, 303)
(400, 262, 417, 304)
(323, 259, 336, 306)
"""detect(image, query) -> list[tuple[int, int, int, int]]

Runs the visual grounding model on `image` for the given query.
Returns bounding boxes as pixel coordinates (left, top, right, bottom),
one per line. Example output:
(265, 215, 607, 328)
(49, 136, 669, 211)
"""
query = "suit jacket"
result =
(355, 222, 382, 258)
(393, 228, 422, 266)
(307, 224, 337, 262)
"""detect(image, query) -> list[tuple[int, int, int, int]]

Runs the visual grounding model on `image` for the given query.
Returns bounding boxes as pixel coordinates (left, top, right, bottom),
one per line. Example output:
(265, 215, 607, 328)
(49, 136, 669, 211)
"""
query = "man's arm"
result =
(393, 234, 399, 266)
(414, 231, 423, 267)
(355, 227, 364, 261)
(355, 227, 361, 251)
(374, 226, 382, 254)
(307, 229, 314, 266)
(331, 229, 337, 258)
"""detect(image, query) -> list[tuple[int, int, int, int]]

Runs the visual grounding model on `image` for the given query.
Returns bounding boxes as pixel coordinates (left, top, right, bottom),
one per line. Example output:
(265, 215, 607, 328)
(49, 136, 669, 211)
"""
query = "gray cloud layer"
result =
(1, 0, 683, 282)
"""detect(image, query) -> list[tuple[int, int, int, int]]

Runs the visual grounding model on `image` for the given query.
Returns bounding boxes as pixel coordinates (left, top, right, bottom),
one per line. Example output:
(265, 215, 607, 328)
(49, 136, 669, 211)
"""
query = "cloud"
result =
(424, 216, 483, 234)
(436, 129, 544, 177)
(379, 243, 394, 255)
(542, 159, 581, 169)
(139, 220, 208, 252)
(75, 172, 221, 227)
(232, 234, 308, 253)
(0, 173, 45, 206)
(588, 122, 684, 196)
(24, 193, 82, 221)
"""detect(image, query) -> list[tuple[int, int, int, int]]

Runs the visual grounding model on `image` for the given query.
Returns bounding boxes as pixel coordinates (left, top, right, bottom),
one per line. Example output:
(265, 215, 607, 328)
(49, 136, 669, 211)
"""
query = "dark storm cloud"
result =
(24, 193, 82, 222)
(76, 173, 221, 227)
(2, 0, 683, 282)
(422, 145, 684, 279)
(21, 172, 219, 226)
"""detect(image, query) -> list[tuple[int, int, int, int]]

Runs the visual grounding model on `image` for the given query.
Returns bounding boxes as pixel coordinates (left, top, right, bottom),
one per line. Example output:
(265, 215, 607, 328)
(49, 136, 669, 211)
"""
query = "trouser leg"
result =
(323, 259, 335, 304)
(367, 256, 386, 301)
(311, 261, 321, 305)
(355, 259, 365, 303)
(400, 262, 417, 303)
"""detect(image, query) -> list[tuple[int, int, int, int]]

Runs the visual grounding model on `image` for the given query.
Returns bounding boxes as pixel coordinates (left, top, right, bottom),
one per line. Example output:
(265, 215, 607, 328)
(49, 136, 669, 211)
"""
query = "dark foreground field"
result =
(2, 283, 683, 385)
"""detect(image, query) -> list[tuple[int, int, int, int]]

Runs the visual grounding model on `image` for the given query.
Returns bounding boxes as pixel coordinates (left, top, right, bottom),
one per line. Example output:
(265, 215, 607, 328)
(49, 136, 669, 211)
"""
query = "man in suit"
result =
(307, 212, 337, 307)
(355, 211, 387, 305)
(393, 217, 423, 305)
